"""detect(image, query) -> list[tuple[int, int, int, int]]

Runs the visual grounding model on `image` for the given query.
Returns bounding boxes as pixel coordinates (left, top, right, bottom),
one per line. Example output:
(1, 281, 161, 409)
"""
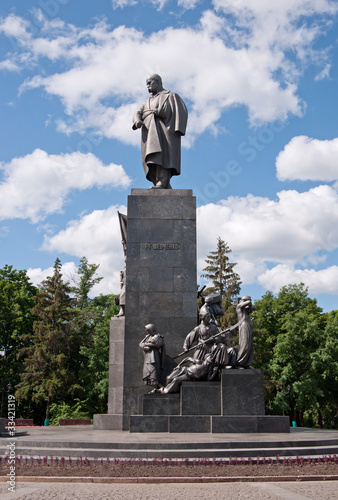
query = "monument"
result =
(93, 74, 289, 433)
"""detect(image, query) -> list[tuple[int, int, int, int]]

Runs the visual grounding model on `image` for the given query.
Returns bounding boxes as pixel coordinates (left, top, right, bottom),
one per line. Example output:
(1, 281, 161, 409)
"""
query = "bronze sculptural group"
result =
(160, 354, 215, 394)
(140, 295, 256, 394)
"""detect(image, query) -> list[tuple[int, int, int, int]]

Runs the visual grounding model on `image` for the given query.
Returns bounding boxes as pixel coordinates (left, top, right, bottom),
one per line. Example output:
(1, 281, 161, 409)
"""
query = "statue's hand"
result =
(134, 120, 144, 129)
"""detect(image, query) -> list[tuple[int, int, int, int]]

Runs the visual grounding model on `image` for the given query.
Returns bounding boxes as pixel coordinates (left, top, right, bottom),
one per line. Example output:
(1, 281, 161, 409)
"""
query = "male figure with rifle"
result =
(180, 311, 237, 373)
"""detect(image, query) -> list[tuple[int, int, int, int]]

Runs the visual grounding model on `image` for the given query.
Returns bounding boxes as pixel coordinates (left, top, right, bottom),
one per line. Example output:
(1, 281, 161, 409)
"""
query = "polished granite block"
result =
(181, 381, 221, 415)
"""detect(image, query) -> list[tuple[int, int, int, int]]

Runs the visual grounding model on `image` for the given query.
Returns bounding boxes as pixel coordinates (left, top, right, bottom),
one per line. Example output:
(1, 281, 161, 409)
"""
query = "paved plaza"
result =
(1, 480, 338, 500)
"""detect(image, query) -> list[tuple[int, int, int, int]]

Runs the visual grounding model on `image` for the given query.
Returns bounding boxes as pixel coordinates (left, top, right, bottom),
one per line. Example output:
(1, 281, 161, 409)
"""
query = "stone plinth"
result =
(129, 414, 290, 433)
(212, 415, 290, 433)
(130, 369, 290, 433)
(143, 393, 180, 415)
(94, 189, 197, 431)
(181, 381, 221, 415)
(221, 369, 265, 415)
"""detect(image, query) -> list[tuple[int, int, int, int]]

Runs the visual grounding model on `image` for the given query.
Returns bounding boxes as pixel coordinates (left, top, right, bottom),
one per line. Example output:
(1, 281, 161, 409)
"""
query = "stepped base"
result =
(129, 415, 290, 433)
(2, 427, 338, 459)
(93, 414, 124, 430)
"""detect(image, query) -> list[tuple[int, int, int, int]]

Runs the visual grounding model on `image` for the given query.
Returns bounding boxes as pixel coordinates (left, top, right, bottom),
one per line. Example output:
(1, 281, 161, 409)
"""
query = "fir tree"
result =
(201, 238, 241, 297)
(200, 237, 241, 328)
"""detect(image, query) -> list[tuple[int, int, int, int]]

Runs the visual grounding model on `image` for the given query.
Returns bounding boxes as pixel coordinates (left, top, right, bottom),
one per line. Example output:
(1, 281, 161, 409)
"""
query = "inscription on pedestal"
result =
(145, 243, 181, 250)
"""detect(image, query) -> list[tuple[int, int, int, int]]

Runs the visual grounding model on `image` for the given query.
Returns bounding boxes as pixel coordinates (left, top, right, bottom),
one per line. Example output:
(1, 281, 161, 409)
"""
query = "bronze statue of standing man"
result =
(132, 74, 188, 189)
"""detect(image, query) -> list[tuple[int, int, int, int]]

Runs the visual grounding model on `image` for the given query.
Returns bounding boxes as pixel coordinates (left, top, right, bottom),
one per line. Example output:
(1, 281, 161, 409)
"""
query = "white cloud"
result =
(111, 0, 137, 7)
(1, 3, 335, 142)
(178, 0, 200, 9)
(0, 149, 131, 222)
(198, 185, 338, 261)
(315, 63, 331, 81)
(17, 20, 303, 139)
(212, 1, 337, 51)
(276, 136, 338, 181)
(41, 205, 127, 295)
(197, 185, 338, 294)
(258, 264, 338, 295)
(38, 185, 338, 296)
(27, 261, 77, 288)
(0, 59, 20, 71)
(0, 14, 30, 39)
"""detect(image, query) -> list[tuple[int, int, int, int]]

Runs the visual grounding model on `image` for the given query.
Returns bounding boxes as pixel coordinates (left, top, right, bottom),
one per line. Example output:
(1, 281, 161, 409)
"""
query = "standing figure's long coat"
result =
(133, 90, 188, 181)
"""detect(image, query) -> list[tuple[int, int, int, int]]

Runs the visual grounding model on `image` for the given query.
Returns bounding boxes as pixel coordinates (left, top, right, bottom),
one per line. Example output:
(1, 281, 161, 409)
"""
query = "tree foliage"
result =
(71, 256, 102, 310)
(78, 293, 119, 414)
(253, 284, 338, 427)
(14, 257, 118, 422)
(0, 266, 37, 416)
(5, 255, 338, 429)
(69, 257, 118, 414)
(16, 259, 83, 420)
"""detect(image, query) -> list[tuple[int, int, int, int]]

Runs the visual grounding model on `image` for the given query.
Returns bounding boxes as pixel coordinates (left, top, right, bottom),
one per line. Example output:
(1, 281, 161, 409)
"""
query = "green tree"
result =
(253, 283, 323, 374)
(306, 310, 338, 427)
(70, 257, 118, 414)
(200, 237, 241, 328)
(0, 266, 37, 415)
(79, 293, 119, 414)
(16, 259, 83, 421)
(71, 256, 102, 310)
(252, 283, 335, 426)
(270, 309, 323, 425)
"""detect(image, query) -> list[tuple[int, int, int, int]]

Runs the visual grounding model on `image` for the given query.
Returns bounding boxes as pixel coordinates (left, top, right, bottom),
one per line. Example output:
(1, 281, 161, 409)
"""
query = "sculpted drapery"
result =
(133, 74, 188, 189)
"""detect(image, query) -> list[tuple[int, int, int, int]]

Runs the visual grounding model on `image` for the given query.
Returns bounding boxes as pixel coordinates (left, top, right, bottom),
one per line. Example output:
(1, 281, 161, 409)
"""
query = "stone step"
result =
(1, 443, 338, 459)
(2, 437, 338, 450)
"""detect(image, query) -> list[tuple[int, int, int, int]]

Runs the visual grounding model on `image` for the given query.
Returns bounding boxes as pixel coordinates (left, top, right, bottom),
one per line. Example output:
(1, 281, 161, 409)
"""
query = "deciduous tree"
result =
(0, 266, 36, 413)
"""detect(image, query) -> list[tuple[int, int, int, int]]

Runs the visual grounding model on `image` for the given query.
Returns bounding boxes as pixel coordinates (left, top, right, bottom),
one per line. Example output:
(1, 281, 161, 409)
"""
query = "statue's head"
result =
(144, 323, 156, 334)
(146, 74, 163, 95)
(199, 310, 211, 323)
(241, 295, 251, 302)
(204, 295, 213, 304)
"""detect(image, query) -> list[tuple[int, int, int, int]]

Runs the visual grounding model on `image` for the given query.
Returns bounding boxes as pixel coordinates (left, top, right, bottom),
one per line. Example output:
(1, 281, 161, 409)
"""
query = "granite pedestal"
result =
(94, 189, 197, 430)
(130, 369, 290, 433)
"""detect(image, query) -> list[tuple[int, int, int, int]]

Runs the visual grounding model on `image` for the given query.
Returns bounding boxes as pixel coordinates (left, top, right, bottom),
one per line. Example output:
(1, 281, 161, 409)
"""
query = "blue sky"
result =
(0, 0, 338, 311)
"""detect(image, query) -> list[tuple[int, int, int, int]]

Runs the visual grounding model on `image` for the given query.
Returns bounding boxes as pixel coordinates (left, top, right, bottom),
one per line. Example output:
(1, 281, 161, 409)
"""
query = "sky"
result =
(0, 0, 338, 312)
